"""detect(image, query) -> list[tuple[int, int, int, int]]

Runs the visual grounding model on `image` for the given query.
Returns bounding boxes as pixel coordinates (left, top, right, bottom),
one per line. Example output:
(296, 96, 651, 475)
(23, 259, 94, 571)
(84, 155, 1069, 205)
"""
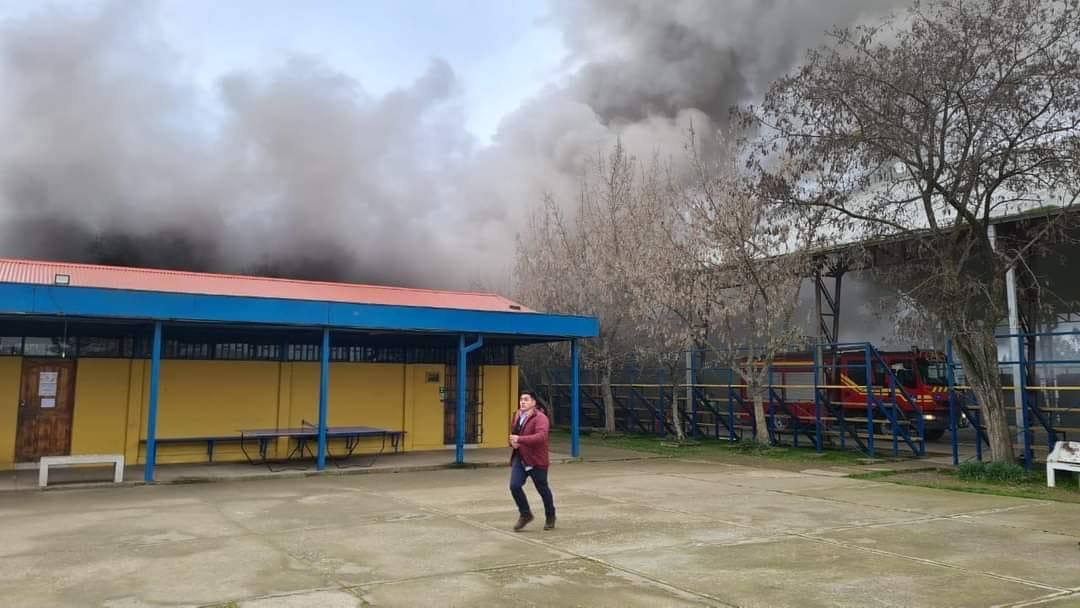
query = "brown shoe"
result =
(513, 513, 534, 531)
(544, 516, 556, 530)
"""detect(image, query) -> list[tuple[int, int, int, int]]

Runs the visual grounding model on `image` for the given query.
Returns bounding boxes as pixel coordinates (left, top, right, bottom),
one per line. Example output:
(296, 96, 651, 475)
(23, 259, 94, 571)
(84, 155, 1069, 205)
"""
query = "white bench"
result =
(39, 454, 125, 488)
(1046, 441, 1080, 488)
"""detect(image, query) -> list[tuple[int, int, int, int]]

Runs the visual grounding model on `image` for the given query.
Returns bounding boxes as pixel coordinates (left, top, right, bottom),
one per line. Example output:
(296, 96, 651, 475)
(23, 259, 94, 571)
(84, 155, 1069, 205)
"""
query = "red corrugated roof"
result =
(0, 258, 531, 313)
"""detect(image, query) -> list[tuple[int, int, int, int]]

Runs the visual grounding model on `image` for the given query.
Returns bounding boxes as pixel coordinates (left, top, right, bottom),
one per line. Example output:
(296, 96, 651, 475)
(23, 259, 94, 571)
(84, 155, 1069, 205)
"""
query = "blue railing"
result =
(539, 341, 931, 458)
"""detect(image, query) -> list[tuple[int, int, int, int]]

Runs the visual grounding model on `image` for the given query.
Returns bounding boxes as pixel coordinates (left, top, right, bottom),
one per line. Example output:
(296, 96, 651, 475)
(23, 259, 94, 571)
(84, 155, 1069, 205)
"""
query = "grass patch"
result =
(552, 429, 1080, 503)
(956, 461, 1036, 483)
(554, 429, 869, 468)
(853, 465, 1080, 503)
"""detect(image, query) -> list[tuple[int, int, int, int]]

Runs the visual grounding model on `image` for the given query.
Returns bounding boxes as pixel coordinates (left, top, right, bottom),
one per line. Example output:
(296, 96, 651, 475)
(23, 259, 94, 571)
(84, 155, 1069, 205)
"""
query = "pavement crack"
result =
(793, 532, 1068, 593)
(995, 590, 1080, 608)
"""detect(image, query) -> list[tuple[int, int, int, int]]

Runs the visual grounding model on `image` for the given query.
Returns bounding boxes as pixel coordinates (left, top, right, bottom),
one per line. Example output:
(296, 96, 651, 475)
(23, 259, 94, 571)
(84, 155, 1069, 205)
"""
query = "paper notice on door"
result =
(39, 371, 58, 397)
(41, 397, 56, 408)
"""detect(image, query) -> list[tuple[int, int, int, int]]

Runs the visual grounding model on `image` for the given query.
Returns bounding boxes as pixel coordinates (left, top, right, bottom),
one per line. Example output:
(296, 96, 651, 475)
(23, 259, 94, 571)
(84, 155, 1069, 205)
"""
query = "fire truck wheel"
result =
(923, 429, 946, 442)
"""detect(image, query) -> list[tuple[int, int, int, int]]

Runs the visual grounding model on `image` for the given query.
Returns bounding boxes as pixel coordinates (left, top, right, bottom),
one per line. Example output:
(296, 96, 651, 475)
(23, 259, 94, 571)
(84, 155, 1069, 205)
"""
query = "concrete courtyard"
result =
(1, 457, 1078, 607)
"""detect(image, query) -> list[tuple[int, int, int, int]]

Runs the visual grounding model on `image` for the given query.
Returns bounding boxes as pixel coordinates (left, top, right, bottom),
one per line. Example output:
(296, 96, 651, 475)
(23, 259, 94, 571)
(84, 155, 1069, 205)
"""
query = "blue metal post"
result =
(1018, 333, 1032, 470)
(728, 369, 737, 441)
(143, 321, 163, 482)
(975, 400, 983, 463)
(888, 373, 898, 457)
(837, 359, 846, 452)
(571, 339, 581, 458)
(946, 339, 959, 466)
(917, 396, 926, 458)
(657, 369, 666, 435)
(813, 344, 823, 453)
(793, 399, 800, 449)
(457, 335, 466, 464)
(456, 335, 484, 464)
(317, 328, 330, 470)
(864, 344, 875, 458)
(688, 350, 697, 439)
(767, 365, 775, 445)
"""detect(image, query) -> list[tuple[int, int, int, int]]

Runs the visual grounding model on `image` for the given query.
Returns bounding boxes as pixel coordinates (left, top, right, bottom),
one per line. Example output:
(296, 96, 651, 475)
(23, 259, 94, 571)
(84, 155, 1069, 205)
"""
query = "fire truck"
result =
(729, 348, 952, 442)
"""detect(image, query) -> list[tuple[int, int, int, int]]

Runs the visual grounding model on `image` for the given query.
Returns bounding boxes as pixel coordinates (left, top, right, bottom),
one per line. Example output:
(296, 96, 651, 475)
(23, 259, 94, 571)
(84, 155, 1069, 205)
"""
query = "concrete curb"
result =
(21, 455, 665, 493)
(26, 460, 514, 492)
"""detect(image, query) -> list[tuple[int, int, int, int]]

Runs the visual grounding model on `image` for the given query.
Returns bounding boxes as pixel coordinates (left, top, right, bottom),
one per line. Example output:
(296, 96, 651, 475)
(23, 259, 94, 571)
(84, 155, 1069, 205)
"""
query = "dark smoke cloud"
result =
(0, 2, 470, 287)
(0, 0, 908, 292)
(551, 0, 905, 125)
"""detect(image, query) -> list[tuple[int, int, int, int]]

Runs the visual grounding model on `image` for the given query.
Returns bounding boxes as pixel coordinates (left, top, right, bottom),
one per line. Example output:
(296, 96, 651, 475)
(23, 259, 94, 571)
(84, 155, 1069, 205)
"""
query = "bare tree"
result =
(514, 341, 567, 414)
(513, 142, 652, 432)
(617, 155, 695, 440)
(629, 130, 822, 444)
(751, 0, 1080, 462)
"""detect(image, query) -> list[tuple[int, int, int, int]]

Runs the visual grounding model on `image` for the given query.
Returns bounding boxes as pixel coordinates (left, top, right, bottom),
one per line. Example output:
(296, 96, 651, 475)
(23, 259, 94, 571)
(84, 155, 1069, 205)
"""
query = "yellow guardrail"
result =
(544, 382, 1080, 402)
(549, 382, 853, 391)
(546, 382, 1080, 392)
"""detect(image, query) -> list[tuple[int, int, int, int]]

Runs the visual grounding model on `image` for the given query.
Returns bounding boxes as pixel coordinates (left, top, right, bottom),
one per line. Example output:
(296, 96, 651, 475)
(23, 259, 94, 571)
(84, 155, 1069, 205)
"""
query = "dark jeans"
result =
(509, 455, 555, 518)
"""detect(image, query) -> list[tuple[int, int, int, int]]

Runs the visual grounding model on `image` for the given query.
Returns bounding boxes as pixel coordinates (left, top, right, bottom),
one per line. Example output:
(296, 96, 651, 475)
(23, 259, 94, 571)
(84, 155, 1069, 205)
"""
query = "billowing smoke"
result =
(795, 273, 937, 350)
(553, 0, 904, 125)
(0, 0, 907, 290)
(0, 2, 470, 286)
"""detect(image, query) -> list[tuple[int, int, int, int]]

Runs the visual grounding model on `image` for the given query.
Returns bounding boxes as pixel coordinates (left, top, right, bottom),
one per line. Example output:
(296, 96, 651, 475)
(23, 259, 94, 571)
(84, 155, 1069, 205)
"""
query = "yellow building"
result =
(0, 259, 596, 479)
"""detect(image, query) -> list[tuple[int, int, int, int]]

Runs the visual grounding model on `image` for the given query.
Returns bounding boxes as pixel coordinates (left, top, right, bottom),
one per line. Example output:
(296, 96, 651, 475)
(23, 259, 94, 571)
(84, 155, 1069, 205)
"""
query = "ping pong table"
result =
(239, 421, 405, 471)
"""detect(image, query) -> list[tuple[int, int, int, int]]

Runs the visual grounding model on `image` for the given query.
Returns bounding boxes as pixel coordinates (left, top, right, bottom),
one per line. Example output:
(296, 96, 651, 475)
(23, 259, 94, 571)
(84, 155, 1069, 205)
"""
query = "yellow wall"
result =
(285, 362, 318, 428)
(480, 364, 518, 448)
(124, 360, 147, 464)
(149, 360, 282, 463)
(284, 362, 408, 455)
(71, 359, 133, 457)
(0, 358, 22, 469)
(8, 356, 518, 467)
(285, 363, 406, 428)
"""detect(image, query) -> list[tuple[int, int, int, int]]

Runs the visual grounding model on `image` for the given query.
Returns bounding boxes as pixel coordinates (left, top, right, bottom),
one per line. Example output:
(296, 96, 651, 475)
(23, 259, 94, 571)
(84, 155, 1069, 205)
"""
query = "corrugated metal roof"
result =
(0, 258, 531, 313)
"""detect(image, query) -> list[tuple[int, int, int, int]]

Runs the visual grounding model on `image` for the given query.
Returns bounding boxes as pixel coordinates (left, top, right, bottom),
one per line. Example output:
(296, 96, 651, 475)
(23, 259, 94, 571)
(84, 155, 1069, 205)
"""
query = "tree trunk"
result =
(670, 380, 685, 440)
(601, 363, 617, 433)
(751, 384, 770, 444)
(952, 329, 1015, 463)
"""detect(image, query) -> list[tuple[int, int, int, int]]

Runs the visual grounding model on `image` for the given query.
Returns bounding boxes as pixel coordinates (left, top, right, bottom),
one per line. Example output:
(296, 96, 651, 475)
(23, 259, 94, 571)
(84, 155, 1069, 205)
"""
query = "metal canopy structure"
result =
(805, 207, 1080, 346)
(0, 259, 599, 480)
(803, 207, 1080, 448)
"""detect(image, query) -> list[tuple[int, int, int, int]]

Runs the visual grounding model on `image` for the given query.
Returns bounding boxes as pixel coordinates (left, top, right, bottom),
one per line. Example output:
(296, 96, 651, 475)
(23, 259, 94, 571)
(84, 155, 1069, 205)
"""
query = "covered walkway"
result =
(0, 259, 598, 481)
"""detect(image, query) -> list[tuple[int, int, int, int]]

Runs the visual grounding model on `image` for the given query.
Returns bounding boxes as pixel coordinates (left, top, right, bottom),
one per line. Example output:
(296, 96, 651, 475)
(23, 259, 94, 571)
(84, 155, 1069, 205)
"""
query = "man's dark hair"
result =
(520, 390, 547, 415)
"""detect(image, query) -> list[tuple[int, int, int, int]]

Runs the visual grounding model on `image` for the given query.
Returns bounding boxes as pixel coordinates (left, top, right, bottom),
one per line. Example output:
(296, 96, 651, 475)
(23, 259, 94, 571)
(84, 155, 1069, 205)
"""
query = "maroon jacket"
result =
(511, 409, 550, 469)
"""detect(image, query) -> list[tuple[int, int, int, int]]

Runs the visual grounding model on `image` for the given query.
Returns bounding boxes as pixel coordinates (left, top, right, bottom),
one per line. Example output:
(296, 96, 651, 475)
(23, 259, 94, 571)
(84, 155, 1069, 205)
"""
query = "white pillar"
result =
(989, 224, 1025, 445)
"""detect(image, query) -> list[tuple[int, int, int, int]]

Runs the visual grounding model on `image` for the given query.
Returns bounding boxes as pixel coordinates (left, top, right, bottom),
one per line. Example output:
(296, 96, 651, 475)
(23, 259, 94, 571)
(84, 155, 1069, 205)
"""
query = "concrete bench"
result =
(39, 454, 124, 488)
(1046, 441, 1080, 488)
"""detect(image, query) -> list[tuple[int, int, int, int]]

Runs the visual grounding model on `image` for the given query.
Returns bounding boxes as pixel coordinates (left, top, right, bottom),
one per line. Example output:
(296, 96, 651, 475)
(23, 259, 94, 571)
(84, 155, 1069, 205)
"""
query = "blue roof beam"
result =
(0, 283, 599, 341)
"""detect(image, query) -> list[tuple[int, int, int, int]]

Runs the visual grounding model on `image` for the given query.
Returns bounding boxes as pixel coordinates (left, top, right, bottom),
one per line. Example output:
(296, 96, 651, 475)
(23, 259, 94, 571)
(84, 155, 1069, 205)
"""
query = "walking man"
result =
(509, 391, 556, 531)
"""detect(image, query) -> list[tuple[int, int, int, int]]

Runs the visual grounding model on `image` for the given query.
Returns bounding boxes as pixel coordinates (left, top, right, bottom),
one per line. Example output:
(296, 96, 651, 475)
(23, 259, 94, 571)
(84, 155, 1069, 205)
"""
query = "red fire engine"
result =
(734, 348, 951, 442)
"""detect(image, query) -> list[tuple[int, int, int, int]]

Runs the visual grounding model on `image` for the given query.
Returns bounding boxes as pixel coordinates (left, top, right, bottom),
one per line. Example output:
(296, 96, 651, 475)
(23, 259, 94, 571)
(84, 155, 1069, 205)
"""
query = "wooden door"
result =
(15, 359, 77, 462)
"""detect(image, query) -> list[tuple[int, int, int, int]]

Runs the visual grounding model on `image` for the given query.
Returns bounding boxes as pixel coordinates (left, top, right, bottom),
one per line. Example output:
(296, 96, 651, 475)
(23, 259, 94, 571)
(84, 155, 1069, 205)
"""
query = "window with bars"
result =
(166, 340, 213, 359)
(0, 337, 23, 356)
(78, 337, 129, 357)
(287, 344, 320, 361)
(0, 330, 516, 364)
(23, 337, 76, 358)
